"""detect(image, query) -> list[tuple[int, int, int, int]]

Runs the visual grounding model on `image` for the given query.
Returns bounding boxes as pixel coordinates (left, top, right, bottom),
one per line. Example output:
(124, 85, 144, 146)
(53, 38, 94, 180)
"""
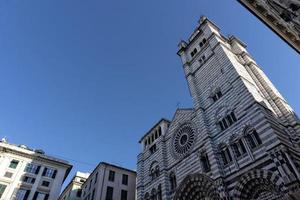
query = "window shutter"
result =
(42, 168, 47, 176)
(52, 170, 57, 179)
(24, 190, 30, 200)
(44, 194, 49, 200)
(33, 192, 38, 200)
(35, 166, 41, 174)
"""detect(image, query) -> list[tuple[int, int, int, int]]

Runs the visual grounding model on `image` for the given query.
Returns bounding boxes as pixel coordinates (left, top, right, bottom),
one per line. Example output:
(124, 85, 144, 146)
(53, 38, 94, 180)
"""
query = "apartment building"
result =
(81, 162, 136, 200)
(59, 172, 90, 200)
(0, 139, 72, 200)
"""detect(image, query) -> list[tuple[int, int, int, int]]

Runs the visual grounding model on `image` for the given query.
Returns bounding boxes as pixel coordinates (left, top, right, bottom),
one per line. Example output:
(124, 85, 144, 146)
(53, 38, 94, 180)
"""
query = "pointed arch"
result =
(232, 169, 286, 200)
(149, 161, 159, 180)
(169, 171, 177, 191)
(173, 173, 219, 200)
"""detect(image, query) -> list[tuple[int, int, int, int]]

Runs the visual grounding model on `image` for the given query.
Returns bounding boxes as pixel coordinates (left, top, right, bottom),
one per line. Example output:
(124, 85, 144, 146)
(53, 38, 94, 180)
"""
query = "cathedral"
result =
(136, 17, 300, 200)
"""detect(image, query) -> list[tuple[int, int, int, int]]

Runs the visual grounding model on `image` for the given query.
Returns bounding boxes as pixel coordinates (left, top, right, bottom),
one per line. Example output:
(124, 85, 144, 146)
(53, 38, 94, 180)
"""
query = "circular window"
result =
(172, 123, 196, 158)
(180, 134, 188, 145)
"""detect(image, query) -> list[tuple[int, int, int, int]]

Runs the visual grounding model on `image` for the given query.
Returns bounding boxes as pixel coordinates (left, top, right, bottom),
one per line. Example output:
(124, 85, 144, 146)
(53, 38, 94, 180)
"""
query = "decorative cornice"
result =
(238, 0, 300, 54)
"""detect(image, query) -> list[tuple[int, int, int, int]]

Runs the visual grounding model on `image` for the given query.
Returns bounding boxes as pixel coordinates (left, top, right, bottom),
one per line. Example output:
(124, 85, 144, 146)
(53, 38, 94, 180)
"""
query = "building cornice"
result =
(238, 0, 300, 54)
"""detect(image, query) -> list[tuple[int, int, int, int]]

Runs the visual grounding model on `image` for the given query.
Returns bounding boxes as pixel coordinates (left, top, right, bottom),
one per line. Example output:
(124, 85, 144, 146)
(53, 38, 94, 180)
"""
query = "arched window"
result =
(144, 192, 150, 200)
(200, 153, 211, 172)
(151, 188, 157, 200)
(190, 48, 198, 57)
(220, 146, 233, 165)
(217, 112, 237, 131)
(245, 128, 262, 149)
(211, 89, 223, 102)
(169, 172, 177, 191)
(231, 139, 247, 158)
(199, 42, 203, 47)
(154, 131, 158, 139)
(157, 185, 162, 200)
(158, 127, 162, 136)
(149, 162, 160, 180)
(202, 38, 207, 44)
(290, 3, 299, 11)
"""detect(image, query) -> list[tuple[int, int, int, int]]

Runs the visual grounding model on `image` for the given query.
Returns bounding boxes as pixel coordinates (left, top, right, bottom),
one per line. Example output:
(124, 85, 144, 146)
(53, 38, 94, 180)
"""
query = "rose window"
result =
(172, 124, 196, 158)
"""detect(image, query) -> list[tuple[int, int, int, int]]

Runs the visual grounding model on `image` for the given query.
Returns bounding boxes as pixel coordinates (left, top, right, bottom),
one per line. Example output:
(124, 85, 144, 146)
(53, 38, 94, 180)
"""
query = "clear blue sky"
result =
(0, 0, 299, 185)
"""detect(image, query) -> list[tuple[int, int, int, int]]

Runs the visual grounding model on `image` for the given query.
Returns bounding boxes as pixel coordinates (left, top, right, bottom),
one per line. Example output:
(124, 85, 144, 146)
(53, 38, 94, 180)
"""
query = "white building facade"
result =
(59, 171, 89, 200)
(81, 162, 136, 200)
(238, 0, 300, 53)
(137, 17, 300, 200)
(0, 139, 72, 200)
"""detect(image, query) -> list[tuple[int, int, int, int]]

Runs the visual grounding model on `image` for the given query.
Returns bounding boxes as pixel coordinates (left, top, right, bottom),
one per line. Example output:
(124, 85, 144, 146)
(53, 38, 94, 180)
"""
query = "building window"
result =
(15, 189, 30, 200)
(108, 170, 115, 182)
(220, 147, 232, 165)
(144, 193, 150, 200)
(149, 144, 157, 154)
(91, 189, 95, 200)
(41, 181, 50, 187)
(95, 172, 98, 183)
(169, 172, 177, 191)
(9, 160, 19, 169)
(89, 179, 92, 190)
(231, 139, 247, 158)
(25, 163, 41, 174)
(4, 172, 13, 178)
(200, 153, 211, 172)
(246, 129, 262, 149)
(80, 179, 85, 183)
(105, 186, 113, 200)
(122, 174, 128, 185)
(158, 127, 162, 136)
(199, 38, 207, 47)
(211, 90, 223, 102)
(190, 48, 198, 57)
(218, 112, 237, 131)
(150, 162, 160, 180)
(155, 131, 158, 139)
(199, 55, 206, 64)
(76, 189, 82, 197)
(121, 190, 127, 200)
(32, 192, 49, 200)
(0, 184, 7, 198)
(42, 168, 57, 179)
(23, 176, 36, 184)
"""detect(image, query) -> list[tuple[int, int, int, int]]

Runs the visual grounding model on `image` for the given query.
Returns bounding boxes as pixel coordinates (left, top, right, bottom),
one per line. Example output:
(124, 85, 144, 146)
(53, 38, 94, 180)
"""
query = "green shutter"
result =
(0, 184, 7, 198)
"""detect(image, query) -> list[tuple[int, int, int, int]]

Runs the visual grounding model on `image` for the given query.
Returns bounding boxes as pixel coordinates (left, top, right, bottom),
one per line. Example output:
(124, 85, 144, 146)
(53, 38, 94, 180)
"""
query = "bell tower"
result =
(176, 16, 300, 198)
(137, 16, 300, 200)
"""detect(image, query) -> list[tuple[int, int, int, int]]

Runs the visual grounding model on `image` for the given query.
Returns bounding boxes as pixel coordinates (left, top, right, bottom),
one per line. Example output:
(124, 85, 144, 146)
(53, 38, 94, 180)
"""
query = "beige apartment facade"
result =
(59, 172, 90, 200)
(81, 162, 136, 200)
(0, 139, 72, 200)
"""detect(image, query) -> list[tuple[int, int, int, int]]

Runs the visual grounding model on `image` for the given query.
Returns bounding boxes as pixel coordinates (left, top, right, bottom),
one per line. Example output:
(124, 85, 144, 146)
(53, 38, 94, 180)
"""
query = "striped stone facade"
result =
(136, 17, 300, 200)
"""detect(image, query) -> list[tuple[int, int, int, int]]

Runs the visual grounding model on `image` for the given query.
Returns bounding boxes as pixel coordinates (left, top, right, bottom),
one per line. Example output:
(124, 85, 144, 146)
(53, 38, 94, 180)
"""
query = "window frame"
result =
(121, 190, 128, 200)
(220, 147, 233, 166)
(24, 163, 40, 174)
(0, 184, 7, 198)
(105, 186, 113, 200)
(9, 160, 19, 169)
(200, 153, 211, 172)
(108, 170, 115, 182)
(122, 174, 128, 185)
